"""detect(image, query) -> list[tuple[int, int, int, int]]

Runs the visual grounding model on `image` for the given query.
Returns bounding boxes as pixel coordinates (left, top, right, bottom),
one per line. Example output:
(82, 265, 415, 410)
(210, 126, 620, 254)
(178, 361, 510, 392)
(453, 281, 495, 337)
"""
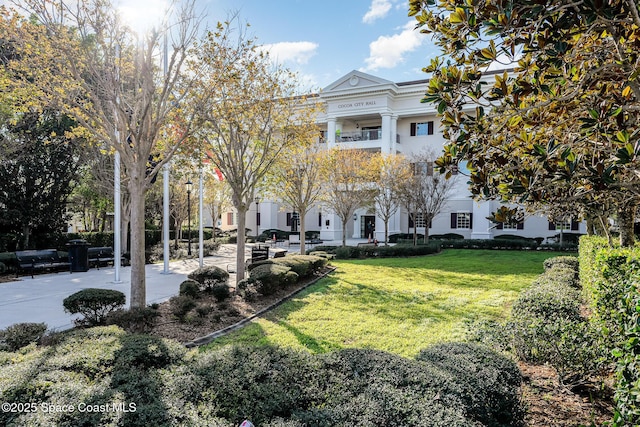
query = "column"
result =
(327, 117, 336, 148)
(390, 115, 398, 153)
(381, 112, 392, 153)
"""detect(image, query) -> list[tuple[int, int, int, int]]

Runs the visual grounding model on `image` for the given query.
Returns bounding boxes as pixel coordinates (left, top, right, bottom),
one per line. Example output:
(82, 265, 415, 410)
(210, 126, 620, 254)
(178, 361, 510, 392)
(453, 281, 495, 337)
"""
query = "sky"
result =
(116, 0, 440, 91)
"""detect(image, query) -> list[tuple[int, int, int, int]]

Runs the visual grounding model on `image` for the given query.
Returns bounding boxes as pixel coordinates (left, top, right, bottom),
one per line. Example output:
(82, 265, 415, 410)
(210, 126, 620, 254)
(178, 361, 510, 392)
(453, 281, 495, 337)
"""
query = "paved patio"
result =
(0, 239, 365, 331)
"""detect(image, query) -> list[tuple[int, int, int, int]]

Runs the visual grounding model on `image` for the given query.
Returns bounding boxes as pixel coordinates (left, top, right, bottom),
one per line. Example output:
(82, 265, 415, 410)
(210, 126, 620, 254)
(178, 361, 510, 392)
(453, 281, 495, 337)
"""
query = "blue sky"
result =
(118, 0, 440, 90)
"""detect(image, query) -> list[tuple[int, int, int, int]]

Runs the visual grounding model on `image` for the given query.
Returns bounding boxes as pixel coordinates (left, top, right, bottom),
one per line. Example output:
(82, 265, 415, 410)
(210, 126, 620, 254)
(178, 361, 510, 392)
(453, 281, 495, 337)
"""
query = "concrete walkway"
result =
(0, 239, 364, 331)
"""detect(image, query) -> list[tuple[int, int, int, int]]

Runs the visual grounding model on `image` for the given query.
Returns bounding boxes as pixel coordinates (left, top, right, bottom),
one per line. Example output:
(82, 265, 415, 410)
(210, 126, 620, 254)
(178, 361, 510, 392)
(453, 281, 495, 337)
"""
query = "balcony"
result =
(337, 129, 381, 142)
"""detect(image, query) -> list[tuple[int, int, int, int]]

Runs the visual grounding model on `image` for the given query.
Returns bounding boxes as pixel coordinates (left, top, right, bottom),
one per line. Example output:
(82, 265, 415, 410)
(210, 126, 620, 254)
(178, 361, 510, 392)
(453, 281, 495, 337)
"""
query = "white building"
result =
(219, 70, 584, 242)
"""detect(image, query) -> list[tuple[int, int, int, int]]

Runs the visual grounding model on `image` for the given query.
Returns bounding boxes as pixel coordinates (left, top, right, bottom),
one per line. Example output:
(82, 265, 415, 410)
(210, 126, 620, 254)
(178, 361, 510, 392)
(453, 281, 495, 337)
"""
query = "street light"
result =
(185, 179, 193, 256)
(255, 196, 261, 237)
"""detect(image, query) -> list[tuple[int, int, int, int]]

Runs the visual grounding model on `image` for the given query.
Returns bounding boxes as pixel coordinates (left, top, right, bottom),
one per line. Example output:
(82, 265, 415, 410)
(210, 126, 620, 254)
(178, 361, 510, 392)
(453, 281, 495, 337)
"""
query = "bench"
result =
(15, 249, 71, 278)
(88, 247, 115, 269)
(273, 250, 287, 258)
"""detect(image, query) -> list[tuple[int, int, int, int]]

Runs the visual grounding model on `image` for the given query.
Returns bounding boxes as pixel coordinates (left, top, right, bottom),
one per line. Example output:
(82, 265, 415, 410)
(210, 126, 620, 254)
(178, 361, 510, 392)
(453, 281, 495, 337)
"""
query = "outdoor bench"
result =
(88, 247, 115, 269)
(15, 249, 71, 278)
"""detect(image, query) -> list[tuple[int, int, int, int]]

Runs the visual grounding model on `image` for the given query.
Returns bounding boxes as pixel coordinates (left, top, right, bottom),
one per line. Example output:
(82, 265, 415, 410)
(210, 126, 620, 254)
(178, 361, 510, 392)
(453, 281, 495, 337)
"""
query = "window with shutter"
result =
(450, 213, 457, 229)
(227, 212, 233, 225)
(286, 212, 292, 227)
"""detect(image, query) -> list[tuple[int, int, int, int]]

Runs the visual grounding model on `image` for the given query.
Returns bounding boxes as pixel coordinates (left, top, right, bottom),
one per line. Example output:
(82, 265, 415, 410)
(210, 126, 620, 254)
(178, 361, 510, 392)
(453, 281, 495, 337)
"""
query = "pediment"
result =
(323, 70, 395, 92)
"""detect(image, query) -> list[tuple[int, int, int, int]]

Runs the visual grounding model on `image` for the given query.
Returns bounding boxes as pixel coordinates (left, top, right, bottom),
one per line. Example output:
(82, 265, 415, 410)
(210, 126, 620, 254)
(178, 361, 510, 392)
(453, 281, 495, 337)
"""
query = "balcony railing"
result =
(337, 130, 381, 142)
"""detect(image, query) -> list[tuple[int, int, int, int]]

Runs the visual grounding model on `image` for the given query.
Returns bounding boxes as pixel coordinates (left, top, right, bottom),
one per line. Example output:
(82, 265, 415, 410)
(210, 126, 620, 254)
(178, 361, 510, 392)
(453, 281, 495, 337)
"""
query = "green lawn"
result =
(203, 249, 566, 357)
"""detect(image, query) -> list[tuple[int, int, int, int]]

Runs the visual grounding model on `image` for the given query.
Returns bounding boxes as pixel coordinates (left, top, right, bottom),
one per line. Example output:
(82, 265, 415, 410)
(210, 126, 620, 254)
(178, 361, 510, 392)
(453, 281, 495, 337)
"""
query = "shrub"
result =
(0, 322, 47, 352)
(334, 246, 361, 259)
(544, 255, 579, 271)
(188, 265, 229, 291)
(539, 266, 580, 288)
(169, 295, 197, 320)
(247, 259, 276, 271)
(0, 261, 6, 274)
(63, 288, 126, 326)
(104, 307, 160, 333)
(210, 283, 231, 302)
(416, 342, 524, 426)
(179, 279, 201, 298)
(274, 256, 312, 277)
(512, 281, 581, 321)
(114, 334, 186, 370)
(308, 250, 335, 260)
(248, 264, 298, 295)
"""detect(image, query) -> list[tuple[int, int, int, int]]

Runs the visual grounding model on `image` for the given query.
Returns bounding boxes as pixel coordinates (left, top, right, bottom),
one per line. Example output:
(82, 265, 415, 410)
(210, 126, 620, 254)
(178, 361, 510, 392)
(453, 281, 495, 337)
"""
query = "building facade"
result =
(218, 70, 584, 242)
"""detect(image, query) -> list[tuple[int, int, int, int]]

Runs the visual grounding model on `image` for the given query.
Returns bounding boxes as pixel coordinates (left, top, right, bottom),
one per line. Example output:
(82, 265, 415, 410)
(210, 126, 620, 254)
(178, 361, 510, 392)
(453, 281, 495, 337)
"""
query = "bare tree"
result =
(395, 151, 457, 245)
(193, 20, 319, 281)
(16, 0, 203, 307)
(372, 153, 411, 245)
(321, 149, 378, 247)
(267, 140, 323, 254)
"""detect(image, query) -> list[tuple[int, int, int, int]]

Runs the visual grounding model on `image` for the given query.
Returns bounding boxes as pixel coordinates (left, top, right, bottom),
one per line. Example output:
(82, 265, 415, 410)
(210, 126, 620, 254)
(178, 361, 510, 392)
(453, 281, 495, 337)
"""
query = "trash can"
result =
(67, 239, 90, 272)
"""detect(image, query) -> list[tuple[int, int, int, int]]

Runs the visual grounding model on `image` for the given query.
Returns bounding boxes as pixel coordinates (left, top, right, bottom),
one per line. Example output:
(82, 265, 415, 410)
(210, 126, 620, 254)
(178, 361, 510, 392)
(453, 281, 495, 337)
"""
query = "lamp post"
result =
(185, 179, 193, 256)
(255, 196, 261, 237)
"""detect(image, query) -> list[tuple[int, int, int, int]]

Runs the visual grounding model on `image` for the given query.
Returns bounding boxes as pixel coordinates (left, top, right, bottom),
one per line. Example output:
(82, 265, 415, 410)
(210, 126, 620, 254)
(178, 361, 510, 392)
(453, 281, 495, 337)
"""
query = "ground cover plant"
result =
(203, 249, 559, 357)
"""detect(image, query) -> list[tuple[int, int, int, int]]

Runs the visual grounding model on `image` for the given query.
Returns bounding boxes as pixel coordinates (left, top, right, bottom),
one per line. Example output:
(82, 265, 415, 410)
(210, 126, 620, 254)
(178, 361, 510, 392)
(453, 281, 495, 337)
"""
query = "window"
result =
(226, 212, 235, 226)
(411, 161, 434, 176)
(409, 213, 431, 228)
(410, 121, 434, 136)
(500, 221, 523, 230)
(451, 212, 472, 229)
(549, 219, 579, 231)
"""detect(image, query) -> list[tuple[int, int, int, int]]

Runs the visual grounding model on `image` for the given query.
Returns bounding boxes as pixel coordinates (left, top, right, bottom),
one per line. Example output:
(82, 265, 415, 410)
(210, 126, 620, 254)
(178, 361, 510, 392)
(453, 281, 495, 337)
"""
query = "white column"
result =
(327, 117, 337, 148)
(381, 112, 392, 153)
(390, 114, 398, 153)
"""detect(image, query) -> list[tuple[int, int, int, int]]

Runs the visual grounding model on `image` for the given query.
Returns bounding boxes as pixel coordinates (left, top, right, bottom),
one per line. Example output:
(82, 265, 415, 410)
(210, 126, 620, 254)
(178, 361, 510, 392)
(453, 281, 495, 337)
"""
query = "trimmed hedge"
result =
(306, 243, 441, 259)
(63, 288, 126, 326)
(0, 322, 47, 352)
(579, 235, 640, 426)
(248, 264, 298, 295)
(416, 342, 523, 426)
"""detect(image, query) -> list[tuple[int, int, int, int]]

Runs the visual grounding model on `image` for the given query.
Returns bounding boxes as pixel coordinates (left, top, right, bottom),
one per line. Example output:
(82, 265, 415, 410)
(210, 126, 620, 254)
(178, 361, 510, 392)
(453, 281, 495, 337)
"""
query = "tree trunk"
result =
(384, 219, 389, 246)
(342, 216, 347, 247)
(128, 176, 146, 309)
(299, 215, 306, 255)
(22, 225, 30, 250)
(236, 207, 248, 283)
(617, 205, 635, 247)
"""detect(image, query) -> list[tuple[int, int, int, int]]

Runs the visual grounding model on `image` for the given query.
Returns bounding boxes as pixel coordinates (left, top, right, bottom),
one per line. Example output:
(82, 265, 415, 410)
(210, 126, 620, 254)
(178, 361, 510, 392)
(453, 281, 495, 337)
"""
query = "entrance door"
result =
(361, 216, 376, 239)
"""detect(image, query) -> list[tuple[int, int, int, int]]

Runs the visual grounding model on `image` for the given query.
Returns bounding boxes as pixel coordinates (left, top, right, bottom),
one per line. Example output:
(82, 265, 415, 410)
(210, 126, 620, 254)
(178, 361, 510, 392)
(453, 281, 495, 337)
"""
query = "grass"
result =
(202, 249, 568, 357)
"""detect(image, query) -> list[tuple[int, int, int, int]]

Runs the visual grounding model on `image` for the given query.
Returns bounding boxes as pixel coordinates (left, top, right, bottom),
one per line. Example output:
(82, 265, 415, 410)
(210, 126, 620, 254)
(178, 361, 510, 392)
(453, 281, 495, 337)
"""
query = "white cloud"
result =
(362, 0, 393, 24)
(260, 41, 319, 65)
(362, 21, 424, 72)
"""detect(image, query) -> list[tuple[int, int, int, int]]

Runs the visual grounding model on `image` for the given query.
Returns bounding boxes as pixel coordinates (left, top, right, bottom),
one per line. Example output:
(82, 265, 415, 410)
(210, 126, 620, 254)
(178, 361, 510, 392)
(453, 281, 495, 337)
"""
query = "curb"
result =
(184, 266, 336, 348)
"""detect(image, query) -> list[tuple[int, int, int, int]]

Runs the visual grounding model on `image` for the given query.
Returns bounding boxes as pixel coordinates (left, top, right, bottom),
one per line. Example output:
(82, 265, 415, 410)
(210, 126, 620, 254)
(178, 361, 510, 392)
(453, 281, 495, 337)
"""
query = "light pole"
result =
(255, 196, 261, 237)
(186, 179, 193, 256)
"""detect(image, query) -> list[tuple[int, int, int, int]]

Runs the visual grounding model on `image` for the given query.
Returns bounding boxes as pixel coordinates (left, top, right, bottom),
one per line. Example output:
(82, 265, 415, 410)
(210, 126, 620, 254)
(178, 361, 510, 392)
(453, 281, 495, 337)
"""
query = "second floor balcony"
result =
(337, 129, 381, 142)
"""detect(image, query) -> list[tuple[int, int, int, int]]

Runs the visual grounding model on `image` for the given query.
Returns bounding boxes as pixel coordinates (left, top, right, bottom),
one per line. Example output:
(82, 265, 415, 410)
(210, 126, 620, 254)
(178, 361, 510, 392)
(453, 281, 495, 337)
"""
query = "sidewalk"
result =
(0, 244, 243, 331)
(0, 239, 366, 331)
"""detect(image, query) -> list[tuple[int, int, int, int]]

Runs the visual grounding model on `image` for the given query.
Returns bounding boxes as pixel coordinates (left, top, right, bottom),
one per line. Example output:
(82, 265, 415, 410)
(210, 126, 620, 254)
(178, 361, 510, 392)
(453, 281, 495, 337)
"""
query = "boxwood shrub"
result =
(63, 288, 126, 326)
(187, 265, 229, 291)
(0, 322, 47, 352)
(248, 264, 298, 295)
(416, 342, 524, 427)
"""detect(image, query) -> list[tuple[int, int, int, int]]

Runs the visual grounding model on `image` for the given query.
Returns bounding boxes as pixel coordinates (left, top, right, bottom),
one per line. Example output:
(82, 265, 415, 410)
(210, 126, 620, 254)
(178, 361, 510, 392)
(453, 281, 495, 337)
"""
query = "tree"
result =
(268, 141, 324, 254)
(372, 153, 411, 245)
(0, 110, 83, 248)
(8, 0, 202, 307)
(203, 170, 232, 242)
(410, 0, 640, 246)
(193, 20, 319, 281)
(394, 152, 456, 245)
(321, 148, 378, 247)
